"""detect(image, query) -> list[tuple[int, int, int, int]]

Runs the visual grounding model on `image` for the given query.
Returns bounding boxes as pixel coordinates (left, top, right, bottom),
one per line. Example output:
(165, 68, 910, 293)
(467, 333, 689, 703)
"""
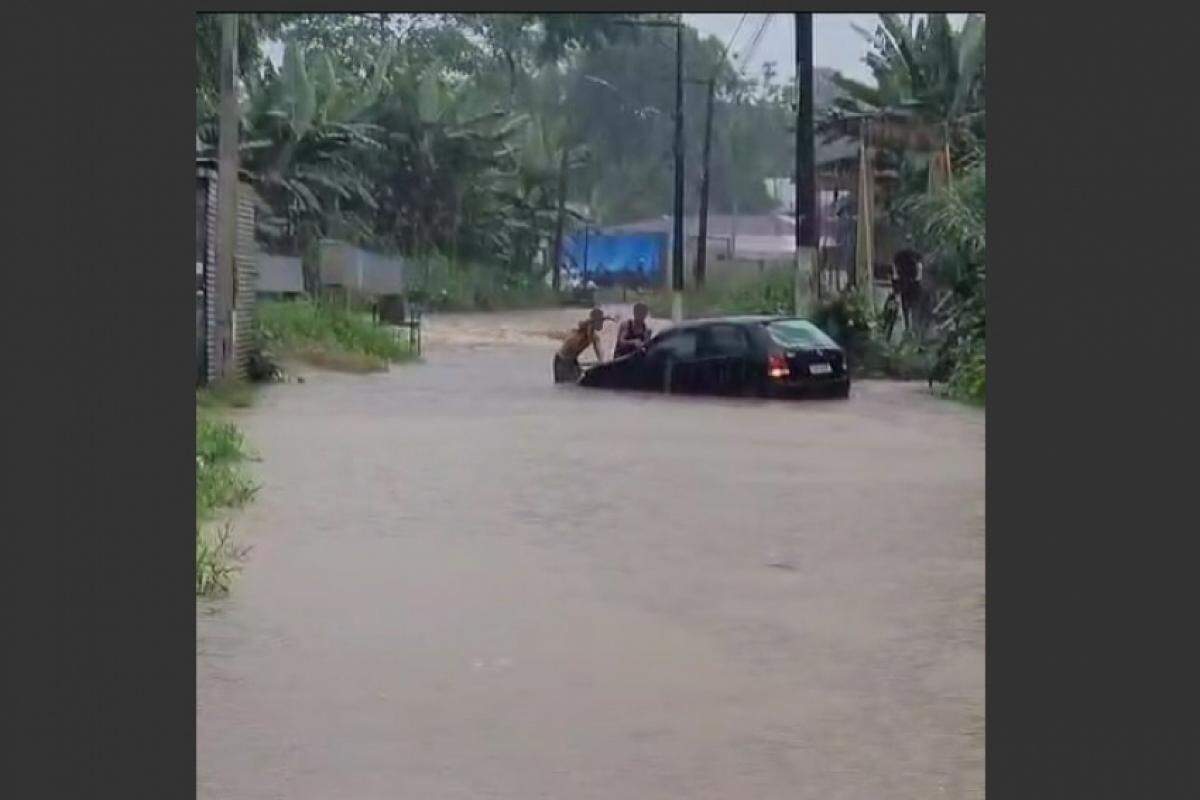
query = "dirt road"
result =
(198, 307, 985, 800)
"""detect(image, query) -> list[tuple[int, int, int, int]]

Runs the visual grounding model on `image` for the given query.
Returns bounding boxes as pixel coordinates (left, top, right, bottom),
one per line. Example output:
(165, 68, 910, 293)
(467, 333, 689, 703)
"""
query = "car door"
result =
(694, 324, 754, 396)
(641, 329, 701, 393)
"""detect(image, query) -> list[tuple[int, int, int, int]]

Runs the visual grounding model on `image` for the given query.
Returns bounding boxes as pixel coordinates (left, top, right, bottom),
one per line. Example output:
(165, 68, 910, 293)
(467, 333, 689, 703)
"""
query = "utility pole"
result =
(214, 13, 240, 381)
(551, 145, 569, 292)
(794, 13, 816, 315)
(671, 17, 685, 322)
(729, 98, 739, 261)
(612, 15, 686, 319)
(582, 225, 590, 285)
(695, 76, 716, 289)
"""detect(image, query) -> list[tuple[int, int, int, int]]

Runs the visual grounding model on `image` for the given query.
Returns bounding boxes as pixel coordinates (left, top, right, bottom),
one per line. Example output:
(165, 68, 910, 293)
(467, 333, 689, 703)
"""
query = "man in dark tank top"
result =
(614, 302, 652, 360)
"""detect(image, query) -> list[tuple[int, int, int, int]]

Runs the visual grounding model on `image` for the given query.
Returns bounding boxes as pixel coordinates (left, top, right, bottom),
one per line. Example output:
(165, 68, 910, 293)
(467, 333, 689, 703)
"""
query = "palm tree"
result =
(819, 13, 985, 184)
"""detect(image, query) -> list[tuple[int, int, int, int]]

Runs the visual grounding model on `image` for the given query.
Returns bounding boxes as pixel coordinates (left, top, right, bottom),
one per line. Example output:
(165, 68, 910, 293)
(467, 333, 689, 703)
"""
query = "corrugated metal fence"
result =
(196, 164, 259, 385)
(318, 240, 406, 294)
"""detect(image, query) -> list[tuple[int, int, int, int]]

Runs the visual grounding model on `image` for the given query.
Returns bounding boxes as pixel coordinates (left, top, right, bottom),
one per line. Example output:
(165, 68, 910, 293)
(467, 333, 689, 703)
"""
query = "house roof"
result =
(816, 136, 860, 166)
(603, 214, 796, 238)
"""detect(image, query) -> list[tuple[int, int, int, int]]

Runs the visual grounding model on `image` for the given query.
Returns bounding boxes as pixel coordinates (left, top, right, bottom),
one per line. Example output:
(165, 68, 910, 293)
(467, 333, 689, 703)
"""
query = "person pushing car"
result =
(613, 302, 652, 359)
(553, 308, 610, 384)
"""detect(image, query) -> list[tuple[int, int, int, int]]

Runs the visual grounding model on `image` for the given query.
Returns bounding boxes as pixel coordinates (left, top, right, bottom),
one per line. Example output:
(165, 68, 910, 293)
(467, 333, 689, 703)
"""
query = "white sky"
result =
(266, 14, 971, 87)
(685, 13, 971, 86)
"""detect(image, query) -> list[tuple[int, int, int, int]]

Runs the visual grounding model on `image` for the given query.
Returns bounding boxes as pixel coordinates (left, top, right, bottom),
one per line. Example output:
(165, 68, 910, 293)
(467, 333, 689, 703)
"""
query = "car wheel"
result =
(834, 383, 851, 399)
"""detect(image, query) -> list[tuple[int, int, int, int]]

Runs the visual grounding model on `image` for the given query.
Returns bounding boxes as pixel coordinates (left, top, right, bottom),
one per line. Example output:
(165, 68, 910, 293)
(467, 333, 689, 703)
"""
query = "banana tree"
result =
(819, 13, 985, 183)
(367, 61, 534, 265)
(197, 40, 387, 271)
(499, 114, 590, 280)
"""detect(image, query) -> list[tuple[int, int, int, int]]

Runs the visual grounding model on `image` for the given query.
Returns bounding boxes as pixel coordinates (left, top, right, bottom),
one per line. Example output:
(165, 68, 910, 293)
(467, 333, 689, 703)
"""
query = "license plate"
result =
(808, 363, 833, 375)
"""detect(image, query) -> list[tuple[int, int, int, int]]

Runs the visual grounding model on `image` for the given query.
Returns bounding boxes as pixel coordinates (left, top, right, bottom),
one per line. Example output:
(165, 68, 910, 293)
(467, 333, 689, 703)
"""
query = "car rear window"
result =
(767, 320, 838, 349)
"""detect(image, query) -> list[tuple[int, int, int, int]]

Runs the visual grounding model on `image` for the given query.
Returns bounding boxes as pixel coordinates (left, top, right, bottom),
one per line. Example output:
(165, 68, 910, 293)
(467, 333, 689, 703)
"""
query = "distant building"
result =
(599, 211, 839, 265)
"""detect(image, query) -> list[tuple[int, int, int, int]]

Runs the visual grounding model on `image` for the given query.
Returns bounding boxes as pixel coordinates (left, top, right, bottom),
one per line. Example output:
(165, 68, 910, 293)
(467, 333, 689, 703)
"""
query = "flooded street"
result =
(198, 307, 985, 800)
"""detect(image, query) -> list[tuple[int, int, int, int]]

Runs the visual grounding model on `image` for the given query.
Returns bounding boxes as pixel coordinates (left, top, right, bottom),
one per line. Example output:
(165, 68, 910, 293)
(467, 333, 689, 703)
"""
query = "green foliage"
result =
(809, 290, 945, 380)
(819, 13, 985, 201)
(196, 418, 258, 519)
(414, 256, 558, 311)
(196, 379, 257, 409)
(831, 13, 985, 128)
(255, 298, 415, 370)
(900, 149, 986, 403)
(197, 523, 245, 596)
(196, 416, 257, 596)
(943, 335, 985, 403)
(197, 418, 250, 465)
(858, 335, 934, 380)
(643, 266, 796, 320)
(196, 13, 298, 119)
(809, 289, 876, 352)
(198, 14, 821, 277)
(897, 148, 985, 281)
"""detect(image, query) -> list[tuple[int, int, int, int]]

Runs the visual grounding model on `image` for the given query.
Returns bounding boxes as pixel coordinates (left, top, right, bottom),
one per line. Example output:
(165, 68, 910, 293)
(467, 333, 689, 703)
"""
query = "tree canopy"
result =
(197, 14, 849, 275)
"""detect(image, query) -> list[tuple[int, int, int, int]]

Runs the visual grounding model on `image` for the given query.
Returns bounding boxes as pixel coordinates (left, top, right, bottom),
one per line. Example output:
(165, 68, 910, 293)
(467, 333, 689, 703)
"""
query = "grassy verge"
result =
(936, 338, 986, 405)
(412, 257, 560, 311)
(255, 298, 416, 373)
(196, 412, 257, 596)
(196, 378, 257, 410)
(644, 266, 800, 320)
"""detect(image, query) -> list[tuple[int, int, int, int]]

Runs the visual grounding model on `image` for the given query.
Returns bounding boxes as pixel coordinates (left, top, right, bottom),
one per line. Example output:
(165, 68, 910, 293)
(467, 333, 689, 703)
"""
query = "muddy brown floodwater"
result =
(198, 306, 985, 800)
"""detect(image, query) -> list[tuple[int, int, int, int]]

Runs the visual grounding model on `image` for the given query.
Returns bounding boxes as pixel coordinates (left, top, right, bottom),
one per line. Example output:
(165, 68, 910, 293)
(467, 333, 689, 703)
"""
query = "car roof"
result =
(662, 315, 812, 331)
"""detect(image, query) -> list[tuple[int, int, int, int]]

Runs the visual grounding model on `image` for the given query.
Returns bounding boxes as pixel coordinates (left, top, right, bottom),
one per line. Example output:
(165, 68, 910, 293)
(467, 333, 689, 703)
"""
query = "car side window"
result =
(647, 330, 697, 360)
(698, 325, 750, 358)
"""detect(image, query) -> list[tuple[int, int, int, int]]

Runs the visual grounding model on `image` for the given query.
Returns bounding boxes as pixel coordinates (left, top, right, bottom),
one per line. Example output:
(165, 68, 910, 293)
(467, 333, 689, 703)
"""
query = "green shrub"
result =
(644, 267, 798, 319)
(196, 523, 245, 596)
(255, 298, 413, 370)
(196, 417, 257, 521)
(196, 415, 257, 596)
(196, 380, 256, 409)
(945, 337, 985, 403)
(809, 289, 877, 361)
(196, 418, 248, 464)
(413, 257, 559, 311)
(858, 335, 934, 380)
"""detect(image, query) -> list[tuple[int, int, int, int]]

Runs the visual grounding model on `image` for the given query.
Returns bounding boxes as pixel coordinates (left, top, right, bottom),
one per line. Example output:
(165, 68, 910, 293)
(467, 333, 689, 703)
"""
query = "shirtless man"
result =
(553, 308, 609, 384)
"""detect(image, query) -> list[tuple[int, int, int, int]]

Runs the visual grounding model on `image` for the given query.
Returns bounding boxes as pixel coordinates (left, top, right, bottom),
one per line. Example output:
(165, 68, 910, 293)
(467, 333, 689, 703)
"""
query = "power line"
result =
(736, 14, 773, 81)
(711, 13, 748, 81)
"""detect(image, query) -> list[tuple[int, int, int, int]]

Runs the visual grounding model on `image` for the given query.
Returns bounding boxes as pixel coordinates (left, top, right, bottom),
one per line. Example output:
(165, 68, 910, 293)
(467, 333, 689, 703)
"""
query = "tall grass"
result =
(413, 256, 559, 311)
(255, 298, 414, 372)
(644, 265, 799, 319)
(196, 415, 256, 595)
(196, 379, 257, 409)
(941, 337, 985, 404)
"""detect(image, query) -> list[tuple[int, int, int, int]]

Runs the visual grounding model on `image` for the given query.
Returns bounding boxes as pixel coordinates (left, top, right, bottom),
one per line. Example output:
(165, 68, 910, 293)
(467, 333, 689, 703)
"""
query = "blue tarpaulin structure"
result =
(562, 231, 666, 288)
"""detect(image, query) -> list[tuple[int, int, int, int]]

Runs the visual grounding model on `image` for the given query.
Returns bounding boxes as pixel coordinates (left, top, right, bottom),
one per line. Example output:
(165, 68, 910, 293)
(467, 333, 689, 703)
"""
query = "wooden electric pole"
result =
(671, 18, 685, 321)
(214, 13, 240, 380)
(794, 13, 816, 314)
(695, 76, 716, 289)
(551, 145, 568, 292)
(613, 16, 686, 319)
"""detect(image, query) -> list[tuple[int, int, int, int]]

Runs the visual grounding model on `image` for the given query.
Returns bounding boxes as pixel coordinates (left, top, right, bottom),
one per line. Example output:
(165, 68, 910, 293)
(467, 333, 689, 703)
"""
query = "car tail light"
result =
(767, 354, 790, 379)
